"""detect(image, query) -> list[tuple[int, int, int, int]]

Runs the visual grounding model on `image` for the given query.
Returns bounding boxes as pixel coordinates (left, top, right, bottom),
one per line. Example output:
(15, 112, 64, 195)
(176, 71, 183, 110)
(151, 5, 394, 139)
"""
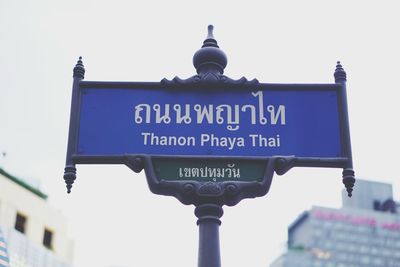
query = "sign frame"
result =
(64, 78, 353, 206)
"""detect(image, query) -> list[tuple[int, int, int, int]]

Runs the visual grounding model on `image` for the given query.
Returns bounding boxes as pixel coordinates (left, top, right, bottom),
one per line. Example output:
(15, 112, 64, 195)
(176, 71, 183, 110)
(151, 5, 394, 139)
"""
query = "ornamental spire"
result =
(73, 56, 85, 79)
(202, 25, 219, 48)
(193, 25, 227, 75)
(334, 61, 346, 83)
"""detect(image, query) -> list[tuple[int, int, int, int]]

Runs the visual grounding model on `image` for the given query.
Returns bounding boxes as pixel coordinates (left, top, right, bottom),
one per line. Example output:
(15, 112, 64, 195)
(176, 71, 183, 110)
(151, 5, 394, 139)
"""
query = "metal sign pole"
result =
(195, 204, 223, 267)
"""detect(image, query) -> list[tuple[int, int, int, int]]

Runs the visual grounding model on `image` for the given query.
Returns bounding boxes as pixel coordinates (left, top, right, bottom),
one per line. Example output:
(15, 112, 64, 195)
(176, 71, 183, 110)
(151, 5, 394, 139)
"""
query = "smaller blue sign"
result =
(75, 83, 343, 159)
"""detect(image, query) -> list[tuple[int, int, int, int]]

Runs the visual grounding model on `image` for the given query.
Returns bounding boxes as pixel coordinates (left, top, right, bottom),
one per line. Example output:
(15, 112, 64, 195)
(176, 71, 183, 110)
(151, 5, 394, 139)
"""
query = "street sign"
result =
(64, 26, 354, 201)
(76, 83, 342, 159)
(63, 25, 355, 267)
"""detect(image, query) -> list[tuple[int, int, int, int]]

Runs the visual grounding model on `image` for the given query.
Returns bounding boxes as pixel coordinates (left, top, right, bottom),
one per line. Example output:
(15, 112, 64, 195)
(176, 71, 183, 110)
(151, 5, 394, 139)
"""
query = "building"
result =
(0, 167, 73, 267)
(270, 179, 400, 267)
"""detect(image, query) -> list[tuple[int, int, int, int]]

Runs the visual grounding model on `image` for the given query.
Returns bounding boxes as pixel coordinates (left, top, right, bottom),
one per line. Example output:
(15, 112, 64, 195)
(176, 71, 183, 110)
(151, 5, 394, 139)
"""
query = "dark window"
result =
(43, 228, 53, 250)
(15, 213, 27, 233)
(373, 200, 381, 211)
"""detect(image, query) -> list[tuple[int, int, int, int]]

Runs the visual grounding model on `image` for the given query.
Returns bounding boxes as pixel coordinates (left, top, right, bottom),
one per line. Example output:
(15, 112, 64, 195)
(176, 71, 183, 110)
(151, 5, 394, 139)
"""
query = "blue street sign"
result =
(76, 83, 342, 158)
(64, 27, 356, 267)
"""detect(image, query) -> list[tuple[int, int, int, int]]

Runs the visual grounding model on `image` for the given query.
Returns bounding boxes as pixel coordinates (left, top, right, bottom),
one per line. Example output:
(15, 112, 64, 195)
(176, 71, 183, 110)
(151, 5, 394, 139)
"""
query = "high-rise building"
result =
(270, 179, 400, 267)
(0, 167, 74, 267)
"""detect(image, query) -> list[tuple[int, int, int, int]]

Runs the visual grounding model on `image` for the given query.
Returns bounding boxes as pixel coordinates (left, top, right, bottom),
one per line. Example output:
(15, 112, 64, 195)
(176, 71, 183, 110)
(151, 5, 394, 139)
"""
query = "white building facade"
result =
(0, 167, 73, 267)
(270, 180, 400, 267)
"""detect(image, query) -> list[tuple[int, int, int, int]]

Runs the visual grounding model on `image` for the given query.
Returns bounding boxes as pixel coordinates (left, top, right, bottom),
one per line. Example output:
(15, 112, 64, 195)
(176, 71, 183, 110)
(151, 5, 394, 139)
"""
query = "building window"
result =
(43, 228, 53, 250)
(15, 212, 27, 233)
(373, 200, 381, 211)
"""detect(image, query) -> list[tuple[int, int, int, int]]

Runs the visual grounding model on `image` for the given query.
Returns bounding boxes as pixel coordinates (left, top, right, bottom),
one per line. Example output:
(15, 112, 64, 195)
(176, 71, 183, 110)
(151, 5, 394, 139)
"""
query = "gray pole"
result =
(195, 204, 223, 267)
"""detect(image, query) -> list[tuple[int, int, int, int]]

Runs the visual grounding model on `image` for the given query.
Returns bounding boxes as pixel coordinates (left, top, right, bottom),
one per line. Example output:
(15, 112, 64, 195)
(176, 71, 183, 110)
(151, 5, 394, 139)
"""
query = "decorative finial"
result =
(193, 25, 227, 75)
(342, 169, 355, 197)
(207, 25, 215, 39)
(64, 166, 77, 193)
(334, 61, 346, 83)
(73, 56, 85, 79)
(162, 24, 258, 85)
(202, 25, 219, 48)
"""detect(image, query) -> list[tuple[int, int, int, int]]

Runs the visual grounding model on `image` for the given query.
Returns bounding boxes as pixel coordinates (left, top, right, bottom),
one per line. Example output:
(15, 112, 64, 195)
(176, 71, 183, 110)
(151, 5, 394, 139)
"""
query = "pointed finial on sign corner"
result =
(73, 56, 85, 79)
(334, 60, 346, 83)
(336, 61, 343, 71)
(63, 165, 77, 194)
(342, 168, 355, 197)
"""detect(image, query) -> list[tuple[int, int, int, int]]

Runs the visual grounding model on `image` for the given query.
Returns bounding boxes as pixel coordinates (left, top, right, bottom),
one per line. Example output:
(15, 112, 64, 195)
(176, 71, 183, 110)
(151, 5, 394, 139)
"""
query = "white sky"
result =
(1, 1, 399, 266)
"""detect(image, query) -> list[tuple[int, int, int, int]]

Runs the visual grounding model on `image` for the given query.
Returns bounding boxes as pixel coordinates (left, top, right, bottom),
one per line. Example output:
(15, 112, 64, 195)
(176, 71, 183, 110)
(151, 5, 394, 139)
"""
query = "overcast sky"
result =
(1, 1, 400, 266)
